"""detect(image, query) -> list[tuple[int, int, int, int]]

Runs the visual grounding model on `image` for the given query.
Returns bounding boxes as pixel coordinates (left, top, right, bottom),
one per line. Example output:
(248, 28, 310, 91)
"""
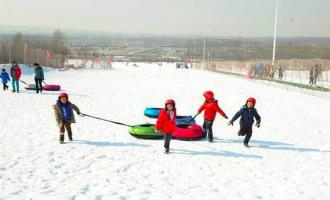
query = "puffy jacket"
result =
(155, 109, 176, 134)
(0, 72, 10, 84)
(231, 105, 261, 128)
(198, 99, 227, 121)
(53, 101, 80, 127)
(10, 66, 21, 80)
(34, 66, 44, 80)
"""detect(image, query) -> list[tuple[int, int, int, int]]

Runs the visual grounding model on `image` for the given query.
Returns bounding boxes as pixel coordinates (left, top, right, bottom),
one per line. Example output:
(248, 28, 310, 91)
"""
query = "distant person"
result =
(278, 65, 284, 80)
(197, 91, 228, 142)
(10, 61, 21, 93)
(228, 97, 261, 148)
(34, 63, 44, 93)
(0, 68, 10, 90)
(53, 93, 82, 144)
(155, 99, 176, 154)
(270, 65, 275, 79)
(309, 65, 314, 85)
(313, 64, 321, 85)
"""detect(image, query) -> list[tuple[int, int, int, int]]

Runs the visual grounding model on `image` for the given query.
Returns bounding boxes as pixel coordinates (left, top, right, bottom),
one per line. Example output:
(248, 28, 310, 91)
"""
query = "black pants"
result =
(35, 78, 43, 93)
(238, 125, 253, 144)
(164, 133, 172, 150)
(3, 83, 8, 90)
(203, 120, 214, 141)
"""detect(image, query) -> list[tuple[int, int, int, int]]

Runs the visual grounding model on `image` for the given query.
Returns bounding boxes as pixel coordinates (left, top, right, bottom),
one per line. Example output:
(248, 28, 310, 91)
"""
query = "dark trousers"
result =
(164, 133, 172, 150)
(3, 83, 8, 90)
(238, 125, 253, 144)
(59, 122, 72, 140)
(203, 120, 214, 141)
(35, 78, 43, 93)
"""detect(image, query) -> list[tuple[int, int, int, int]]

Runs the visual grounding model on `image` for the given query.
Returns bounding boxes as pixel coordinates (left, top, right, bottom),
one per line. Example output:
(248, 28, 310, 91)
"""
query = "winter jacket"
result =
(0, 72, 10, 84)
(34, 66, 44, 80)
(230, 105, 261, 128)
(53, 101, 80, 127)
(10, 66, 21, 80)
(156, 109, 176, 134)
(198, 99, 227, 121)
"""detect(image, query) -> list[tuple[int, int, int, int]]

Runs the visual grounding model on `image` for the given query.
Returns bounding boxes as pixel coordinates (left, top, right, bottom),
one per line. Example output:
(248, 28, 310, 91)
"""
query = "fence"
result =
(193, 59, 330, 91)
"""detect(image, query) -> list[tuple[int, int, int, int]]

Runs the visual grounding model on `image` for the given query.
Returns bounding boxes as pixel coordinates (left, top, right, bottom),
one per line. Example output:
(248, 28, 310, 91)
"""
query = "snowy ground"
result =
(1, 63, 330, 200)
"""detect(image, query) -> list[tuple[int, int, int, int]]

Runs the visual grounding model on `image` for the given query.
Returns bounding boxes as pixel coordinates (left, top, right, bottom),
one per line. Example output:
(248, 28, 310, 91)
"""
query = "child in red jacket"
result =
(198, 91, 228, 142)
(155, 99, 176, 154)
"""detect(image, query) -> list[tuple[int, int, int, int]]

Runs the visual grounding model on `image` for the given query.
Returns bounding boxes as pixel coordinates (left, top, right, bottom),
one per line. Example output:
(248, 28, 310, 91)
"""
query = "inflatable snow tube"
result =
(129, 124, 163, 139)
(25, 84, 37, 90)
(144, 107, 161, 118)
(42, 84, 61, 91)
(173, 124, 203, 140)
(176, 116, 196, 125)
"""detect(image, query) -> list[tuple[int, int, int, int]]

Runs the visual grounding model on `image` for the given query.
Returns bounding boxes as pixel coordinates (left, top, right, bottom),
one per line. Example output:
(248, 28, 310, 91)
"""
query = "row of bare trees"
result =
(0, 30, 69, 67)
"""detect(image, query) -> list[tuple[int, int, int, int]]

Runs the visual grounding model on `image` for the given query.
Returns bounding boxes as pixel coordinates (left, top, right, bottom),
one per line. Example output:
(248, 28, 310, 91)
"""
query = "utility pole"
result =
(8, 42, 11, 64)
(272, 0, 279, 66)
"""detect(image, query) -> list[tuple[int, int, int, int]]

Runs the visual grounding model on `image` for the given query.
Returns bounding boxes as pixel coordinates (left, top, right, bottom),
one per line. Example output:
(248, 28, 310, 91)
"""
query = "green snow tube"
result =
(129, 124, 163, 139)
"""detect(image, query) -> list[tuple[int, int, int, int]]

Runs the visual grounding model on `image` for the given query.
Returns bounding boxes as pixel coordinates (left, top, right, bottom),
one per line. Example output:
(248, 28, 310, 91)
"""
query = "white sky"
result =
(0, 0, 329, 37)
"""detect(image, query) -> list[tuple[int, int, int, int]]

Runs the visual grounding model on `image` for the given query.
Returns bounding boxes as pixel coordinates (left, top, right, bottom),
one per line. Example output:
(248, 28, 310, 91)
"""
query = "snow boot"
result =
(244, 143, 250, 148)
(68, 132, 73, 141)
(59, 134, 64, 144)
(164, 148, 169, 154)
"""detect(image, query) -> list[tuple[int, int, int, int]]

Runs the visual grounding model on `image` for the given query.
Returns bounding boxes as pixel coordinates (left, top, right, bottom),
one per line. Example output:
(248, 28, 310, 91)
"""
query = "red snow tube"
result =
(42, 84, 61, 91)
(172, 124, 203, 140)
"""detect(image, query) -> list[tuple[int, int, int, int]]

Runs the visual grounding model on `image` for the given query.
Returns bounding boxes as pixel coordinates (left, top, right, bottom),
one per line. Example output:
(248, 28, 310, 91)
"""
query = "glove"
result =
(256, 123, 260, 128)
(227, 121, 233, 126)
(79, 113, 85, 117)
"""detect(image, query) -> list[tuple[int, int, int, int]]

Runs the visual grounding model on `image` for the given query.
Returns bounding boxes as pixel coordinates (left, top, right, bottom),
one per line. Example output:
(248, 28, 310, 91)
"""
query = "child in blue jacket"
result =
(0, 68, 10, 90)
(228, 97, 261, 147)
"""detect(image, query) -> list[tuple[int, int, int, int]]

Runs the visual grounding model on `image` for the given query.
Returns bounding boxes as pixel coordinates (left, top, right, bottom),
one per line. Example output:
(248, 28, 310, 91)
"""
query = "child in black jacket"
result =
(228, 97, 261, 147)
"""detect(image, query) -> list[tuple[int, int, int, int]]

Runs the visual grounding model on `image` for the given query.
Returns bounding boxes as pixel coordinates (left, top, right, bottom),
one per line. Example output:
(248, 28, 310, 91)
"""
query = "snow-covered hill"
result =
(0, 63, 329, 200)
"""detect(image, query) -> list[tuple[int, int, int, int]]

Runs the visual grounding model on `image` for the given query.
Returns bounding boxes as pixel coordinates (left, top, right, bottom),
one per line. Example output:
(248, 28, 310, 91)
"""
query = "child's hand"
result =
(155, 128, 160, 133)
(227, 121, 233, 126)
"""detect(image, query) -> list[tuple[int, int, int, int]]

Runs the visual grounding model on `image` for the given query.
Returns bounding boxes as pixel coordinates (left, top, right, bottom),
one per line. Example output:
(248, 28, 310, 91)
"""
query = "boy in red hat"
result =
(228, 97, 261, 147)
(155, 99, 176, 153)
(53, 93, 82, 144)
(197, 90, 228, 142)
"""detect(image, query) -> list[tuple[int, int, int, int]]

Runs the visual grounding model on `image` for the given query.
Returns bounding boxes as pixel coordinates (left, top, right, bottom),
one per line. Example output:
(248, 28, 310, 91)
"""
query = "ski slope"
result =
(0, 63, 330, 200)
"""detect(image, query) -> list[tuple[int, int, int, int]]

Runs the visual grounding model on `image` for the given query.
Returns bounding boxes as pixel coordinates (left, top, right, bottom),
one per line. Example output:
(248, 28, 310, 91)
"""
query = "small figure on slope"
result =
(197, 90, 228, 142)
(53, 93, 82, 144)
(228, 97, 261, 148)
(0, 68, 10, 90)
(155, 99, 177, 154)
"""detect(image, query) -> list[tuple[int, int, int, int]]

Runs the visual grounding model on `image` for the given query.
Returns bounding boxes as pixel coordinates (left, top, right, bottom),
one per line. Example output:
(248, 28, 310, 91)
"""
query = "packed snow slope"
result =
(0, 63, 330, 200)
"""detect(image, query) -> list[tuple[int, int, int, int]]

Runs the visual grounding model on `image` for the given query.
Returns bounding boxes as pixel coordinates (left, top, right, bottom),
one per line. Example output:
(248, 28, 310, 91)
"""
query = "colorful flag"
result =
(46, 50, 52, 59)
(82, 55, 87, 63)
(108, 55, 114, 64)
(93, 56, 100, 64)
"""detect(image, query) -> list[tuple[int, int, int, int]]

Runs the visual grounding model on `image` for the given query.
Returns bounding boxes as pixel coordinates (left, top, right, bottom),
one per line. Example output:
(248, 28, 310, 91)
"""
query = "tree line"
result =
(0, 30, 69, 67)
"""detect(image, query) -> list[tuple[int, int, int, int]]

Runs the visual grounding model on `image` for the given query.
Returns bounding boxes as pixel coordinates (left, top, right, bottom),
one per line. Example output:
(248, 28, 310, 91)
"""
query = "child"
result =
(53, 93, 82, 144)
(228, 97, 261, 148)
(155, 99, 176, 154)
(197, 90, 228, 142)
(0, 68, 10, 90)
